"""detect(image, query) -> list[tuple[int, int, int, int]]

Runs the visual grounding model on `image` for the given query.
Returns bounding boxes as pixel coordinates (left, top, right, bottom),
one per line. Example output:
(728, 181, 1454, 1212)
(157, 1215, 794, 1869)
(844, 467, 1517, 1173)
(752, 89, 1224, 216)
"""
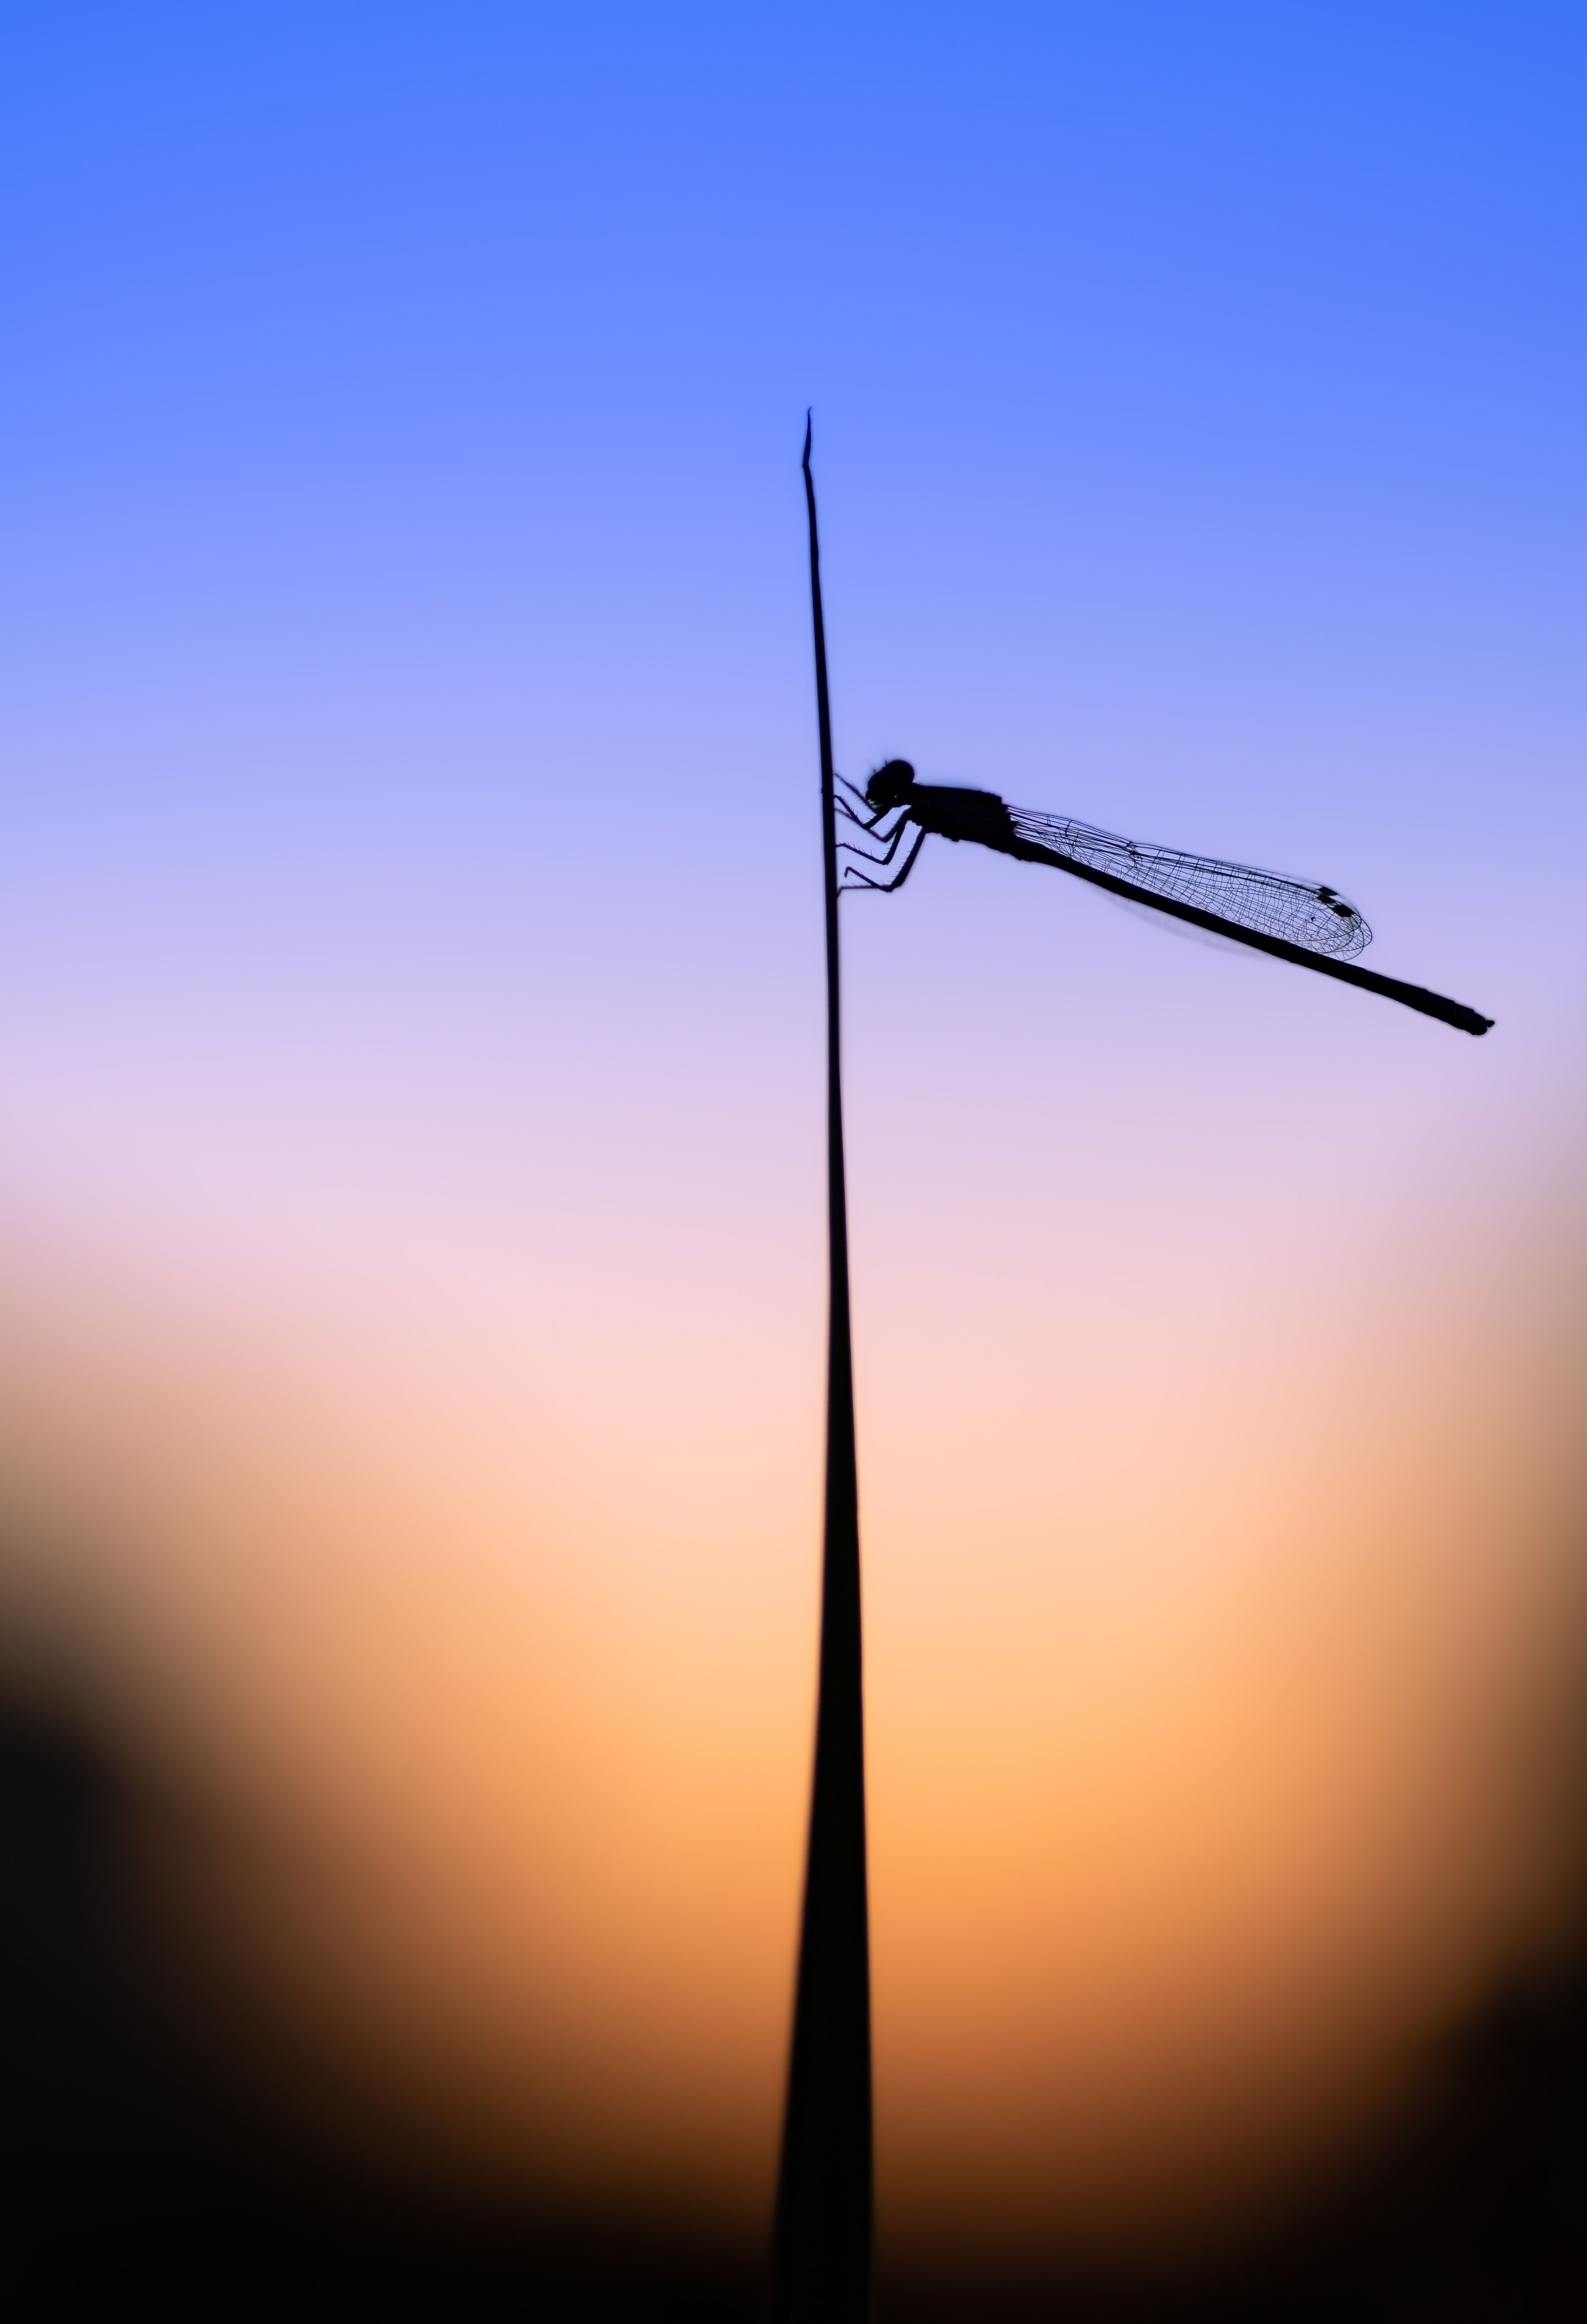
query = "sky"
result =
(1, 0, 1585, 2271)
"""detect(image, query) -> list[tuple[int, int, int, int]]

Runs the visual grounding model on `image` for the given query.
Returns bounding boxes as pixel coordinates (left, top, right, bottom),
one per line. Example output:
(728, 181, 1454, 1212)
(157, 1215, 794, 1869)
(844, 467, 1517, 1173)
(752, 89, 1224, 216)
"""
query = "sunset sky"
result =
(1, 2, 1585, 2270)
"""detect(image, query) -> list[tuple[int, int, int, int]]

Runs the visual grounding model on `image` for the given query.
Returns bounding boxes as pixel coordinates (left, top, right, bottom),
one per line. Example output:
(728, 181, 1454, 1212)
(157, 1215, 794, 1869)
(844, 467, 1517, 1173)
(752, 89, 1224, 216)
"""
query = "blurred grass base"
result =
(1, 1685, 1584, 2322)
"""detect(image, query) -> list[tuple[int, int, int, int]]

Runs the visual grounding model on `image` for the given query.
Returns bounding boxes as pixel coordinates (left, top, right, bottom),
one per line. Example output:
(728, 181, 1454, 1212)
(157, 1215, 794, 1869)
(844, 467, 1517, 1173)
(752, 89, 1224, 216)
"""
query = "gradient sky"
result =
(2, 0, 1585, 2268)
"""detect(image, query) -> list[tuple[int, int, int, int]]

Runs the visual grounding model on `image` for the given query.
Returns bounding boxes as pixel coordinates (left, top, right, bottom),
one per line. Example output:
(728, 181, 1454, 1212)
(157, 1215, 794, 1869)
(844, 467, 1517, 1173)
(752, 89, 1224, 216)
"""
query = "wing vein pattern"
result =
(1005, 805, 1372, 959)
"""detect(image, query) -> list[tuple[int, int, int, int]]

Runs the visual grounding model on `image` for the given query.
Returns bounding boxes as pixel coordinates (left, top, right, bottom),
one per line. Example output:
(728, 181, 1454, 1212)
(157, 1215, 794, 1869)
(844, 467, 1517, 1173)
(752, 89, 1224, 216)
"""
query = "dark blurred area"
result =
(2, 1688, 1584, 2322)
(0, 1691, 753, 2321)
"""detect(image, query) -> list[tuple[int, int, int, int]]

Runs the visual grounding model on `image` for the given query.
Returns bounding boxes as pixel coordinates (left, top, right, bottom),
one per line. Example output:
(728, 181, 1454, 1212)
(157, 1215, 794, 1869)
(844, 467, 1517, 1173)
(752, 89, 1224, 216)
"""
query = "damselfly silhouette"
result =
(837, 759, 1492, 1036)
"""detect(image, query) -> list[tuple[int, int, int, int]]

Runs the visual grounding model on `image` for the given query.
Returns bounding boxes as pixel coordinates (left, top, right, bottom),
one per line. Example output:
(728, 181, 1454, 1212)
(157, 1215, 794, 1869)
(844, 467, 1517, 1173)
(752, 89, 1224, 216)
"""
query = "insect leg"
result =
(835, 778, 905, 836)
(836, 798, 902, 834)
(838, 811, 915, 873)
(840, 825, 927, 894)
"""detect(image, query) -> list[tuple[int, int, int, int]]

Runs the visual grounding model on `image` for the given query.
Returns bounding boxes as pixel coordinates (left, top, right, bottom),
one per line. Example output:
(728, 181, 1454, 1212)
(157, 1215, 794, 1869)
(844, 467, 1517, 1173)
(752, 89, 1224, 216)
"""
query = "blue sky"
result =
(3, 4, 1582, 1332)
(4, 5, 1581, 1045)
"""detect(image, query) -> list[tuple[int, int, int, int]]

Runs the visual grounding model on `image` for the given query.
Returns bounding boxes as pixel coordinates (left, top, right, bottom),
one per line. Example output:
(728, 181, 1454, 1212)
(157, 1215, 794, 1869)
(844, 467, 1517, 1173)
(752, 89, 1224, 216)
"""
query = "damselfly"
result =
(837, 760, 1491, 1036)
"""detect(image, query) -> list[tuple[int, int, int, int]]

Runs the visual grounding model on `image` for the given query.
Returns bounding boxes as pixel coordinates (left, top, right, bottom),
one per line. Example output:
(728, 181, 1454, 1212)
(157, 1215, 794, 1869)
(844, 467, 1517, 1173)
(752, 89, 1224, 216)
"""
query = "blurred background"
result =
(1, 4, 1585, 2313)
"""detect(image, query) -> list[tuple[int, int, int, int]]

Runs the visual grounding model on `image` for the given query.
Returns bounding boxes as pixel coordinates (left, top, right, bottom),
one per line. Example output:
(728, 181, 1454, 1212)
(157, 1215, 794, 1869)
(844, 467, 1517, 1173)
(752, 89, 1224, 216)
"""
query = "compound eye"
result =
(868, 758, 915, 807)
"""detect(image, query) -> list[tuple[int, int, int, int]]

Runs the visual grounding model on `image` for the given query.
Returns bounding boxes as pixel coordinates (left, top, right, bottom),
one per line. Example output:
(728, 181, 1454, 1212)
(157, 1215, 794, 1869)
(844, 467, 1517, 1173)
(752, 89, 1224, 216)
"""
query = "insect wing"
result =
(1005, 806, 1371, 959)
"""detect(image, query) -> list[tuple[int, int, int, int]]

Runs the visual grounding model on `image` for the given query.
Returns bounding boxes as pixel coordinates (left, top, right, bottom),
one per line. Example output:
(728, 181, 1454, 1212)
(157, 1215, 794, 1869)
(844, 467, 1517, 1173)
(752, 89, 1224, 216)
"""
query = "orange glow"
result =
(0, 1138, 1582, 2265)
